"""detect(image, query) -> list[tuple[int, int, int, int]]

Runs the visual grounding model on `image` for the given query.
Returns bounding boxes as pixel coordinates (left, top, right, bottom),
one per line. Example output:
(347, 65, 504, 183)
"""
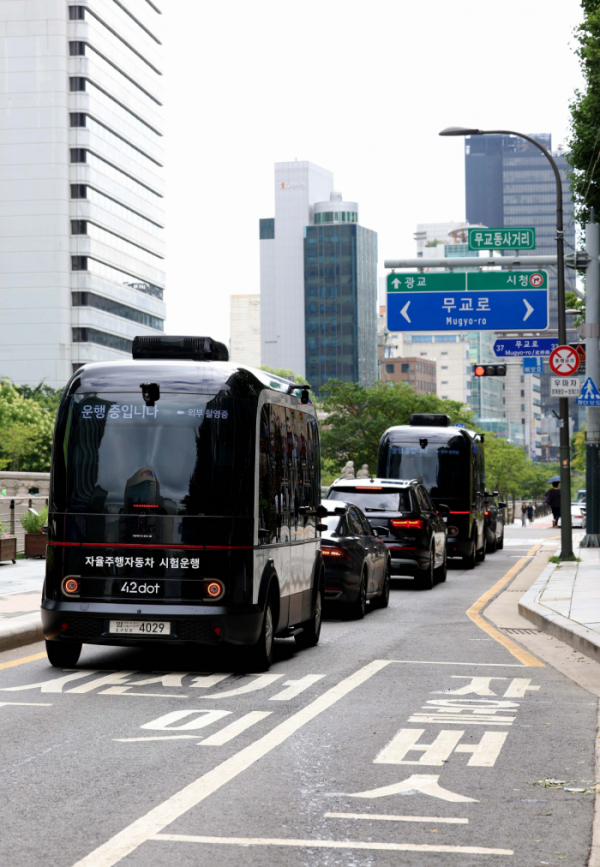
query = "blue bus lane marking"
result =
(343, 673, 539, 809)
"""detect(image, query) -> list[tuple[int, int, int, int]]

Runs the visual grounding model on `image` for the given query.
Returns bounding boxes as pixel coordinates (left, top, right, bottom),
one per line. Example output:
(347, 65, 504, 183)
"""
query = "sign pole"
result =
(582, 214, 600, 546)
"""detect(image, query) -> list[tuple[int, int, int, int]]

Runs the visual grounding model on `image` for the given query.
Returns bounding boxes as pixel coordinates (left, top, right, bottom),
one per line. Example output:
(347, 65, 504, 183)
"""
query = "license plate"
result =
(109, 620, 171, 636)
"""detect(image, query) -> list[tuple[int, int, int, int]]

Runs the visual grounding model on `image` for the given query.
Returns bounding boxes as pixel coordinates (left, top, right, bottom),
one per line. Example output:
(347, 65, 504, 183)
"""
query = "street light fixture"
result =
(439, 126, 574, 559)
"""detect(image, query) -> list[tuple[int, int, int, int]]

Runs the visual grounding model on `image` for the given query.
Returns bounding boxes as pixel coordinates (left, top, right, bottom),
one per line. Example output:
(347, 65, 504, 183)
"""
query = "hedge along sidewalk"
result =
(519, 544, 600, 663)
(0, 559, 45, 652)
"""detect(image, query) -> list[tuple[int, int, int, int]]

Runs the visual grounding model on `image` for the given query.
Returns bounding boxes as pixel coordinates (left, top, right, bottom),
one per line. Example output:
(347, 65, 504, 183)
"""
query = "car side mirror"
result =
(372, 526, 388, 537)
(499, 502, 507, 509)
(437, 504, 450, 523)
(492, 491, 499, 497)
(316, 522, 328, 532)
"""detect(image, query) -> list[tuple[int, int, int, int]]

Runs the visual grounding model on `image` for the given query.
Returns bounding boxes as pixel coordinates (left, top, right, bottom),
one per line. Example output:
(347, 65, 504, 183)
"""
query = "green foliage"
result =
(572, 426, 586, 474)
(483, 436, 559, 502)
(259, 366, 308, 385)
(567, 1, 600, 224)
(0, 519, 10, 537)
(20, 505, 48, 534)
(565, 291, 586, 327)
(0, 379, 56, 471)
(318, 380, 474, 473)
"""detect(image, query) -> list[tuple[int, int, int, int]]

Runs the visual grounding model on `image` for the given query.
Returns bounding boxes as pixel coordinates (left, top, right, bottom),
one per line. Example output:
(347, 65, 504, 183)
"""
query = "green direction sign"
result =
(387, 272, 466, 292)
(468, 227, 535, 251)
(467, 270, 547, 291)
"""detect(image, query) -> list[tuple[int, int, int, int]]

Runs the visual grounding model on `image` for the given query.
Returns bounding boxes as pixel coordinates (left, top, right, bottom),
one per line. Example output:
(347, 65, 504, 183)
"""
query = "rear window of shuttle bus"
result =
(381, 437, 469, 498)
(54, 394, 255, 516)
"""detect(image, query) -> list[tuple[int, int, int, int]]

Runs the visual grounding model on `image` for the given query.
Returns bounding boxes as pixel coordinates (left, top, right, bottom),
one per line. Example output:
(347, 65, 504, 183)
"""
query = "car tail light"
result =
(448, 527, 458, 536)
(322, 546, 350, 560)
(391, 519, 423, 529)
(205, 580, 224, 600)
(485, 510, 490, 517)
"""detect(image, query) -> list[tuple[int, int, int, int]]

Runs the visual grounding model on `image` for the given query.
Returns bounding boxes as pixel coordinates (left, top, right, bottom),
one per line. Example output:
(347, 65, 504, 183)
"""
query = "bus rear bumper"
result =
(447, 539, 472, 558)
(41, 601, 263, 647)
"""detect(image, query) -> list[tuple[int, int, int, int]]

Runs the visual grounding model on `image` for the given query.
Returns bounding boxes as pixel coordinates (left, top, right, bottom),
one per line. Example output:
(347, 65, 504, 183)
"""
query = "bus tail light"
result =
(62, 577, 80, 597)
(391, 519, 423, 530)
(448, 527, 459, 536)
(205, 580, 224, 600)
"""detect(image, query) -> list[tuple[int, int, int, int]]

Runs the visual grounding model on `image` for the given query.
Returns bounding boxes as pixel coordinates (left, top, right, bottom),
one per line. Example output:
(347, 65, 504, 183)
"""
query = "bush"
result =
(20, 506, 48, 534)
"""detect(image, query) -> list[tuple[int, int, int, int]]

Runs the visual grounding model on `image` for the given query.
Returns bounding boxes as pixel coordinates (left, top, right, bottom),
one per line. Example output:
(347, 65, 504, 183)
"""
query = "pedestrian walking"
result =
(521, 503, 527, 527)
(545, 482, 561, 528)
(527, 503, 534, 524)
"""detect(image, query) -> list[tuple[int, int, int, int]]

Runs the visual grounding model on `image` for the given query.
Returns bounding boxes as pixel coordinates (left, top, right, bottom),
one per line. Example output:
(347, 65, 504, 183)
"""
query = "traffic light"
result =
(473, 364, 507, 377)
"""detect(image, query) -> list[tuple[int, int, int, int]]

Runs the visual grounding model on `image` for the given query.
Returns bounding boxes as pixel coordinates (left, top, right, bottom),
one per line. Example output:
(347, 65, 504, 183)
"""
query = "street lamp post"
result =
(439, 127, 574, 559)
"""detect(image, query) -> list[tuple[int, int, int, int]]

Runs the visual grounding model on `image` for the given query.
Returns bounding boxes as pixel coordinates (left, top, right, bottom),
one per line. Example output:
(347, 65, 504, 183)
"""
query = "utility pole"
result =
(582, 211, 600, 546)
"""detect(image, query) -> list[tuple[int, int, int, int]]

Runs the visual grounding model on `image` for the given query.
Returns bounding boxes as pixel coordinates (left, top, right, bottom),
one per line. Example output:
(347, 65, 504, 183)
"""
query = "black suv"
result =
(326, 478, 448, 590)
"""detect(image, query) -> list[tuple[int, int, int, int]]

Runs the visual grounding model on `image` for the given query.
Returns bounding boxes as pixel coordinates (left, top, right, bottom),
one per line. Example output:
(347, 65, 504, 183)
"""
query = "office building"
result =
(465, 134, 578, 429)
(260, 161, 333, 376)
(0, 1, 165, 387)
(304, 192, 378, 390)
(230, 294, 261, 367)
(260, 165, 378, 389)
(379, 353, 436, 394)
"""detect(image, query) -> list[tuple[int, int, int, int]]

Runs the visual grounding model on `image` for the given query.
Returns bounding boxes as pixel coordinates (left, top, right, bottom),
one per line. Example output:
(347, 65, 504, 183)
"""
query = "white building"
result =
(0, 0, 165, 388)
(230, 294, 261, 367)
(260, 161, 333, 375)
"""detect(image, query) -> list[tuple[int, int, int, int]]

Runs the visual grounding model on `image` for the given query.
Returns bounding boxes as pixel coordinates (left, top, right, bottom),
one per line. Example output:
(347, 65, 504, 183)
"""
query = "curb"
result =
(519, 562, 600, 663)
(0, 613, 43, 653)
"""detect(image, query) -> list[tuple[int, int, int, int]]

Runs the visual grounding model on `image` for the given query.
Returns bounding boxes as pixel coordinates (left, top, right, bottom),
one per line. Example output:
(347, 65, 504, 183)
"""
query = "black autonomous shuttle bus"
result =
(377, 414, 486, 569)
(42, 336, 324, 670)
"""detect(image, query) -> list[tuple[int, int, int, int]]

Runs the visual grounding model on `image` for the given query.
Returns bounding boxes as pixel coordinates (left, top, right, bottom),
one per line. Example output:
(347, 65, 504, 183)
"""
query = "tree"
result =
(259, 366, 308, 385)
(0, 379, 56, 472)
(572, 426, 586, 473)
(567, 0, 600, 224)
(319, 380, 474, 474)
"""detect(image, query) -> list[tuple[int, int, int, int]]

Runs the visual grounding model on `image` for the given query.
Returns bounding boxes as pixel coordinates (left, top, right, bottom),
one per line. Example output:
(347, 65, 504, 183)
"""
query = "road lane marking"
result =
(0, 652, 46, 670)
(202, 673, 284, 698)
(0, 701, 51, 708)
(324, 812, 468, 824)
(388, 660, 535, 667)
(141, 709, 231, 731)
(349, 774, 478, 802)
(114, 736, 199, 742)
(373, 728, 507, 768)
(466, 545, 544, 667)
(70, 659, 391, 867)
(270, 674, 325, 701)
(2, 670, 101, 692)
(150, 834, 512, 855)
(199, 711, 272, 745)
(100, 688, 188, 698)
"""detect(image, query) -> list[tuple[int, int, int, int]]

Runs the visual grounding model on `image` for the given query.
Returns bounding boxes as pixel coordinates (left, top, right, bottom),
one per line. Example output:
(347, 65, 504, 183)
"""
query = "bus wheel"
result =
(248, 591, 276, 671)
(46, 640, 81, 668)
(462, 532, 476, 570)
(295, 574, 324, 648)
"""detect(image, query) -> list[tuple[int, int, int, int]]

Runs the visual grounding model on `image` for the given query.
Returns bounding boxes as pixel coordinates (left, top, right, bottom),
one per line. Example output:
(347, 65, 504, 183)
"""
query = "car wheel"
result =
(462, 531, 476, 570)
(46, 639, 82, 668)
(417, 545, 435, 590)
(295, 573, 324, 648)
(497, 530, 504, 550)
(348, 568, 367, 619)
(487, 535, 497, 554)
(435, 547, 447, 583)
(476, 534, 486, 562)
(248, 590, 276, 671)
(371, 559, 390, 609)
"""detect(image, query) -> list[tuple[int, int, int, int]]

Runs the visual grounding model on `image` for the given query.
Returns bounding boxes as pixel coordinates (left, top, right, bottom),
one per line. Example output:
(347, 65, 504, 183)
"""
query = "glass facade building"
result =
(304, 221, 377, 392)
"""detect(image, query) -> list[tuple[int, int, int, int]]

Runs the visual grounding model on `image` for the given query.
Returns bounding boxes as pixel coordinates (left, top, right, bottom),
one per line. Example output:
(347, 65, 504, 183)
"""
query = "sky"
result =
(162, 0, 584, 344)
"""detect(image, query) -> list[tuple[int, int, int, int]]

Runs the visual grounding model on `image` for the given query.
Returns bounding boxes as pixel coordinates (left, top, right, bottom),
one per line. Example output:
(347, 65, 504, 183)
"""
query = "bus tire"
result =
(462, 531, 476, 570)
(46, 640, 82, 668)
(295, 571, 324, 648)
(248, 589, 276, 671)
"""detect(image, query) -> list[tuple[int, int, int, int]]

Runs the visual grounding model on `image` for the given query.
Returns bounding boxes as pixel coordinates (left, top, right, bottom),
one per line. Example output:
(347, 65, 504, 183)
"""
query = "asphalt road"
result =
(0, 524, 596, 867)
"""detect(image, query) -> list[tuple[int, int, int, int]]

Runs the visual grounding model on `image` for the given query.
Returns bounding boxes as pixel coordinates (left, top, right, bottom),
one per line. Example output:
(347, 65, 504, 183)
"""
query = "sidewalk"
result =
(0, 559, 45, 651)
(519, 533, 600, 661)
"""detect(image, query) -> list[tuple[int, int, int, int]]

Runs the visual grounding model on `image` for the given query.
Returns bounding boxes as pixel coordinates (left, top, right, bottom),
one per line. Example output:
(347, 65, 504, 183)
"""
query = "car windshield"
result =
(328, 489, 411, 512)
(381, 437, 469, 498)
(56, 393, 255, 516)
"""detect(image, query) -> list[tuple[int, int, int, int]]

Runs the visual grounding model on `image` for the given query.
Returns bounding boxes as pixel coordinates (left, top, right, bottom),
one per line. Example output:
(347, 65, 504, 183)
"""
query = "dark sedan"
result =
(326, 478, 448, 590)
(319, 500, 390, 619)
(484, 491, 506, 553)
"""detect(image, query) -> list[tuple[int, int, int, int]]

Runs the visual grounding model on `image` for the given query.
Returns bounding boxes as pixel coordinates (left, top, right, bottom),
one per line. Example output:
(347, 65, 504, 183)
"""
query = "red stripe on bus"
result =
(449, 511, 470, 515)
(48, 542, 252, 551)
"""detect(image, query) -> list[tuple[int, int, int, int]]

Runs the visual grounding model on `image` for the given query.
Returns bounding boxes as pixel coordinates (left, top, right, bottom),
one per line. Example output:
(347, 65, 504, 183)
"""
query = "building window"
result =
(385, 364, 395, 374)
(70, 148, 86, 163)
(521, 404, 525, 411)
(410, 364, 414, 371)
(70, 184, 87, 199)
(441, 352, 448, 357)
(401, 363, 409, 373)
(259, 218, 275, 240)
(441, 381, 448, 385)
(69, 77, 86, 92)
(520, 375, 524, 383)
(69, 6, 85, 19)
(521, 418, 525, 424)
(71, 256, 87, 271)
(71, 220, 87, 235)
(409, 374, 415, 380)
(69, 41, 86, 56)
(72, 292, 164, 331)
(520, 390, 525, 397)
(72, 327, 132, 354)
(70, 113, 86, 127)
